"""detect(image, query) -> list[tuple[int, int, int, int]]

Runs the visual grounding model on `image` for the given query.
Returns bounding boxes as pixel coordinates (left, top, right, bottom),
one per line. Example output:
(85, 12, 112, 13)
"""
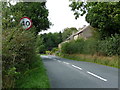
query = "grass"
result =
(15, 55, 50, 88)
(60, 54, 119, 68)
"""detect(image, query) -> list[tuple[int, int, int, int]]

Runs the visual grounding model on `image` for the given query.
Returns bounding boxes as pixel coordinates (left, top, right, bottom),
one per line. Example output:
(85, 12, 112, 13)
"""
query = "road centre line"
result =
(87, 71, 107, 82)
(58, 60, 61, 62)
(52, 58, 107, 82)
(53, 59, 61, 62)
(71, 65, 82, 70)
(63, 62, 70, 65)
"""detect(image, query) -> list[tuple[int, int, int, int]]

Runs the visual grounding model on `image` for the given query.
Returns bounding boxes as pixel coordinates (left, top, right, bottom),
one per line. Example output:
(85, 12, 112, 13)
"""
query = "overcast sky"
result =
(39, 0, 89, 34)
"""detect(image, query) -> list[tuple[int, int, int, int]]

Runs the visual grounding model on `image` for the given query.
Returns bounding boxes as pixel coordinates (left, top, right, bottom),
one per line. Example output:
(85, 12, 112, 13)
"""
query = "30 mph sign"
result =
(20, 17, 32, 30)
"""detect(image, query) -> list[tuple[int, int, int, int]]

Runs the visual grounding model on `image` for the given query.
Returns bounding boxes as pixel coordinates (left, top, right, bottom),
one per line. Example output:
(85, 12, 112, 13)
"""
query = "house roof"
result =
(66, 25, 91, 41)
(73, 25, 91, 36)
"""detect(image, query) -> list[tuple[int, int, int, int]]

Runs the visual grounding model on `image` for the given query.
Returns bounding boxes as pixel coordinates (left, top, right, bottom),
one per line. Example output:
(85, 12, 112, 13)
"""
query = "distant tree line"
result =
(36, 27, 78, 54)
(36, 32, 62, 53)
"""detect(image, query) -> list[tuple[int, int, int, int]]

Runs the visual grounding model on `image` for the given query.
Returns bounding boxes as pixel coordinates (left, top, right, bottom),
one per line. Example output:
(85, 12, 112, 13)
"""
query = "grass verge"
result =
(15, 54, 50, 88)
(59, 54, 119, 68)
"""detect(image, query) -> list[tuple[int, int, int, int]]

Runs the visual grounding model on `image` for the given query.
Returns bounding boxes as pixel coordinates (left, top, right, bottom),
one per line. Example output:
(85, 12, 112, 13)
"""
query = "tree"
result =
(52, 32, 62, 46)
(37, 32, 63, 53)
(36, 35, 45, 53)
(62, 27, 78, 41)
(69, 2, 120, 38)
(2, 2, 51, 35)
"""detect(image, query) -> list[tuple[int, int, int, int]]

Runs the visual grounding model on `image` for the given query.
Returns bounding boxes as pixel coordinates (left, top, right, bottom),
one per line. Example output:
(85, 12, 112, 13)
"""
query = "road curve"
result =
(41, 55, 118, 88)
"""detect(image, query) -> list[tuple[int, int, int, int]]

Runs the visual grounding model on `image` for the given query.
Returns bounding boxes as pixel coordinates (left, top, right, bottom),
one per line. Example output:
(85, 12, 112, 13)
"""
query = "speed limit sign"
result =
(20, 17, 32, 30)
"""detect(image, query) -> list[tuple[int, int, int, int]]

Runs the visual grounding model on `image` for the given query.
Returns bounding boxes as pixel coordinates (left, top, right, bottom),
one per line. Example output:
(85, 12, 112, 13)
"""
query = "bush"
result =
(61, 34, 120, 56)
(83, 38, 98, 55)
(45, 51, 52, 55)
(61, 39, 84, 54)
(2, 27, 36, 88)
(51, 47, 58, 54)
(98, 34, 120, 56)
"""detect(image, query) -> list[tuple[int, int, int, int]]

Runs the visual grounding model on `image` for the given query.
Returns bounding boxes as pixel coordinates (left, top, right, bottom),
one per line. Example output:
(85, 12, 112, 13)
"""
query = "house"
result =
(66, 25, 94, 41)
(58, 25, 94, 49)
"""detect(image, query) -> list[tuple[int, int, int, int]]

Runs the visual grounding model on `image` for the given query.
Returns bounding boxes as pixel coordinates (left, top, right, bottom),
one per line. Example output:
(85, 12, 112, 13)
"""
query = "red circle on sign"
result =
(20, 17, 32, 30)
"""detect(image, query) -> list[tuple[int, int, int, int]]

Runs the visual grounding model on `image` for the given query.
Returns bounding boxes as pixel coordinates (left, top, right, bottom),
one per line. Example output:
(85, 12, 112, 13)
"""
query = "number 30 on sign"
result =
(20, 17, 32, 30)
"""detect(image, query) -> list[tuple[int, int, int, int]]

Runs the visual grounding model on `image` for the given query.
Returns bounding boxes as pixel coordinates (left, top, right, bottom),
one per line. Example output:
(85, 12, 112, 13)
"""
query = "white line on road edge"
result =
(63, 62, 70, 65)
(72, 65, 82, 70)
(87, 71, 107, 82)
(58, 60, 61, 62)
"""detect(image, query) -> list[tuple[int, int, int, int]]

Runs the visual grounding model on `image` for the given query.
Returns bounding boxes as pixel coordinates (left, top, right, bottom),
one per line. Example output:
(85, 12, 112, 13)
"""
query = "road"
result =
(41, 55, 118, 88)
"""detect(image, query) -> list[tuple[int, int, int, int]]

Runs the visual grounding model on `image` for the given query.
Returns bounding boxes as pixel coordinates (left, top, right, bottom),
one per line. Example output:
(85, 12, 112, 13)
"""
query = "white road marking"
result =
(56, 60, 61, 62)
(87, 71, 107, 82)
(71, 65, 82, 70)
(63, 62, 70, 65)
(57, 60, 60, 61)
(53, 59, 62, 62)
(44, 56, 108, 82)
(45, 56, 108, 82)
(42, 56, 49, 58)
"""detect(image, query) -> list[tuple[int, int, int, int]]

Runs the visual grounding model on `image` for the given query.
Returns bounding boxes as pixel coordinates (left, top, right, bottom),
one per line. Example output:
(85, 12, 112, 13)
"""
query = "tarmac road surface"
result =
(41, 55, 118, 88)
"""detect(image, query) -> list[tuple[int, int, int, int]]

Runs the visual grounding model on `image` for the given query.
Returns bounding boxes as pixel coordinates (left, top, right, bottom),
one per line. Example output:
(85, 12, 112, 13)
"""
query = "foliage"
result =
(2, 2, 51, 35)
(15, 55, 50, 88)
(97, 34, 120, 56)
(36, 27, 78, 54)
(62, 27, 78, 41)
(2, 1, 51, 88)
(61, 34, 120, 56)
(2, 27, 36, 88)
(37, 32, 62, 53)
(61, 39, 85, 54)
(36, 35, 45, 53)
(51, 48, 58, 53)
(46, 51, 52, 55)
(51, 47, 59, 54)
(69, 2, 120, 38)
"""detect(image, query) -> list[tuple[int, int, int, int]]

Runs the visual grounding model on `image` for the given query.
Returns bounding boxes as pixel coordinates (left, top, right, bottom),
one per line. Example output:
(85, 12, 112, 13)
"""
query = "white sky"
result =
(39, 0, 89, 34)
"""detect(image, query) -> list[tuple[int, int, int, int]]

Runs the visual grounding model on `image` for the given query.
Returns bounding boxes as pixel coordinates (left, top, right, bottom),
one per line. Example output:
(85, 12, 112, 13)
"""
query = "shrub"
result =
(45, 51, 51, 55)
(98, 34, 120, 56)
(51, 47, 58, 54)
(83, 38, 98, 55)
(2, 27, 36, 88)
(61, 34, 120, 56)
